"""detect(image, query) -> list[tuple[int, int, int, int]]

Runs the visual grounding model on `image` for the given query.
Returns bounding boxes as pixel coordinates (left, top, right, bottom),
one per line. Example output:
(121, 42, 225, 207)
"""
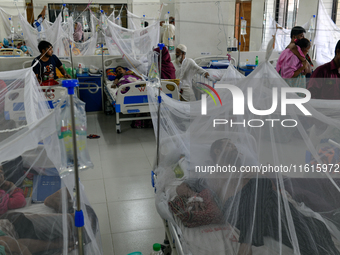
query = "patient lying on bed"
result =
(111, 66, 142, 93)
(174, 138, 340, 255)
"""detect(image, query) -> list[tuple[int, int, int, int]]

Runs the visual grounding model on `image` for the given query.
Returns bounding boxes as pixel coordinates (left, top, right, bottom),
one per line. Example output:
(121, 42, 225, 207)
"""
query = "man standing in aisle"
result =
(31, 40, 71, 84)
(172, 44, 209, 101)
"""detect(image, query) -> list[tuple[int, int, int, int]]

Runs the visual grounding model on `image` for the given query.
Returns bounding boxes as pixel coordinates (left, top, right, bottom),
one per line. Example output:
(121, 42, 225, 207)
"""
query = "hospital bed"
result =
(105, 80, 179, 133)
(152, 131, 340, 255)
(103, 57, 180, 133)
(22, 59, 73, 70)
(0, 48, 24, 57)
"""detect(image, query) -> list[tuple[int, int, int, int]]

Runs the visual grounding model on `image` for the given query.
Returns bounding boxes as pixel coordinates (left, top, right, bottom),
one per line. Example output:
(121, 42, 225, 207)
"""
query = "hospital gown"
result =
(172, 58, 207, 101)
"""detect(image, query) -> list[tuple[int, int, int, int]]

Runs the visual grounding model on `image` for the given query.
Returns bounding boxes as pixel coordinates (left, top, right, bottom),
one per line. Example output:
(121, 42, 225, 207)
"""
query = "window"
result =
(47, 3, 127, 31)
(275, 0, 299, 29)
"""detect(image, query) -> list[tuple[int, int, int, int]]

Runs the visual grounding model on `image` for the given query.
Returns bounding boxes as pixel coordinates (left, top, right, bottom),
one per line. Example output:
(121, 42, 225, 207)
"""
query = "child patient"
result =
(0, 166, 26, 215)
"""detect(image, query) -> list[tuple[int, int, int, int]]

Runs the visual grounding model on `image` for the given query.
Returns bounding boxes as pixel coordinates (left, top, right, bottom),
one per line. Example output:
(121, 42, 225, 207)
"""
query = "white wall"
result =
(250, 0, 265, 51)
(132, 0, 161, 19)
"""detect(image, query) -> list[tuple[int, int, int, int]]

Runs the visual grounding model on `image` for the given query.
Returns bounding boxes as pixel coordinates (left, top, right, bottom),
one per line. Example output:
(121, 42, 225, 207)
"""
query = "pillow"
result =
(106, 67, 129, 81)
(168, 188, 224, 228)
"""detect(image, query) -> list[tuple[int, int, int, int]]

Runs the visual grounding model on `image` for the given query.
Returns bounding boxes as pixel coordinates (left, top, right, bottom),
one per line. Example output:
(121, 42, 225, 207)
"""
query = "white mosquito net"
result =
(105, 19, 160, 76)
(127, 10, 157, 30)
(261, 15, 310, 52)
(148, 40, 340, 255)
(0, 7, 26, 40)
(313, 0, 340, 66)
(0, 68, 102, 254)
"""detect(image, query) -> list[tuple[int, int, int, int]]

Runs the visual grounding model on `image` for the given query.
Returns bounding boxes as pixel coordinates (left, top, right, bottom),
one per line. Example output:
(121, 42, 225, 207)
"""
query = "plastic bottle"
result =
(227, 37, 232, 53)
(232, 38, 238, 51)
(9, 18, 14, 34)
(240, 17, 247, 35)
(164, 11, 170, 25)
(78, 64, 83, 74)
(63, 4, 69, 23)
(151, 243, 163, 255)
(141, 15, 145, 28)
(309, 15, 316, 33)
(116, 17, 121, 26)
(17, 22, 22, 32)
(100, 10, 108, 30)
(255, 56, 259, 66)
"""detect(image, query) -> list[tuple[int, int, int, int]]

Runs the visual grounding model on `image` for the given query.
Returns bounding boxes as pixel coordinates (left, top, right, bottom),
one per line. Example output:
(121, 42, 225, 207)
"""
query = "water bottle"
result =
(141, 15, 145, 28)
(308, 15, 316, 33)
(9, 18, 14, 34)
(100, 10, 108, 30)
(164, 12, 170, 25)
(241, 17, 247, 35)
(255, 56, 259, 66)
(151, 243, 163, 255)
(17, 22, 22, 32)
(232, 38, 238, 51)
(227, 37, 232, 53)
(63, 4, 69, 23)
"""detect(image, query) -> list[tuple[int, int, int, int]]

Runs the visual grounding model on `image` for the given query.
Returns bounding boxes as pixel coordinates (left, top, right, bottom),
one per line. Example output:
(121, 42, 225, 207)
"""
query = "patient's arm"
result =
(0, 236, 32, 255)
(288, 43, 306, 63)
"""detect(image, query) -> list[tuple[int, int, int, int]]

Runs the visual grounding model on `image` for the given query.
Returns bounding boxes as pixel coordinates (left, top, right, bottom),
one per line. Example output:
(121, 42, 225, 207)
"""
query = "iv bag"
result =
(63, 4, 69, 23)
(164, 12, 170, 25)
(101, 10, 108, 30)
(241, 18, 247, 35)
(9, 18, 14, 34)
(116, 17, 122, 27)
(82, 15, 89, 30)
(308, 15, 316, 33)
(141, 15, 145, 28)
(17, 22, 22, 32)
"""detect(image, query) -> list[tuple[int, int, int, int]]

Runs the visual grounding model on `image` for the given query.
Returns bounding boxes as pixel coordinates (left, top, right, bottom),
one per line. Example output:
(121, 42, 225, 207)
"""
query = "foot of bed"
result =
(116, 124, 121, 133)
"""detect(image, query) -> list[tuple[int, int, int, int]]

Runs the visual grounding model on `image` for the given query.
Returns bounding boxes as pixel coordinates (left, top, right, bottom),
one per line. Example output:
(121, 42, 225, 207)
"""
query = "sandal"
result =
(87, 134, 100, 139)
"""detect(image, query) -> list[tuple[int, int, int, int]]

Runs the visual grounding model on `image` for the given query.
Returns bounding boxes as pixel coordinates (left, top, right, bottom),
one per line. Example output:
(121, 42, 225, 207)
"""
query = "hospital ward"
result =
(2, 0, 340, 254)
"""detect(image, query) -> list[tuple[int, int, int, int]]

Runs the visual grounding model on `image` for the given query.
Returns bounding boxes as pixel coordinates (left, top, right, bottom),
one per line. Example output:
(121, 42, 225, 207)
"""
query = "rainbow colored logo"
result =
(197, 82, 222, 106)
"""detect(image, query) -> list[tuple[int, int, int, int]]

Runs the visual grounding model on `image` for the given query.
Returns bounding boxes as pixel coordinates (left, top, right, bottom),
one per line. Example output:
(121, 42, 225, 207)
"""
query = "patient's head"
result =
(116, 66, 126, 77)
(210, 138, 241, 167)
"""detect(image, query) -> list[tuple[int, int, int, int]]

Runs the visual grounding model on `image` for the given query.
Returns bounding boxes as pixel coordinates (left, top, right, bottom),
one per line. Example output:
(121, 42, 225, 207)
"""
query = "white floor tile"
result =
(104, 175, 155, 202)
(107, 198, 163, 234)
(101, 156, 151, 179)
(101, 234, 114, 255)
(93, 203, 111, 235)
(112, 228, 165, 255)
(82, 179, 107, 204)
(80, 160, 103, 181)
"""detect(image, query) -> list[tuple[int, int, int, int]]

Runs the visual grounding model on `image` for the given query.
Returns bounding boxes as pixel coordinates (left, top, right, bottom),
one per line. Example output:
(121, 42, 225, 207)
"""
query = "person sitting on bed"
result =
(176, 138, 340, 255)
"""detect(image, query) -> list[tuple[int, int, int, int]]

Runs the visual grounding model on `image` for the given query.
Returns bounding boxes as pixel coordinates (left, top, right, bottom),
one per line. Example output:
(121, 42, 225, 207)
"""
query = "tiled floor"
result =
(81, 113, 165, 255)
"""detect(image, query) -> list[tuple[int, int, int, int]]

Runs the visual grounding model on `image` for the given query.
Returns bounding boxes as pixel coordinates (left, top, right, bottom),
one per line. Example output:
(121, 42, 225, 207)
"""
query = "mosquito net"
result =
(313, 0, 340, 66)
(0, 7, 26, 40)
(261, 15, 310, 52)
(0, 68, 102, 254)
(127, 10, 157, 30)
(105, 19, 160, 76)
(148, 40, 340, 255)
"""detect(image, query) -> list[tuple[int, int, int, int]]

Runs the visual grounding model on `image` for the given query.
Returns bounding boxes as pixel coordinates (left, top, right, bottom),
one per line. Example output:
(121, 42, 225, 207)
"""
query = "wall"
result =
(132, 0, 161, 19)
(250, 0, 265, 51)
(175, 0, 235, 58)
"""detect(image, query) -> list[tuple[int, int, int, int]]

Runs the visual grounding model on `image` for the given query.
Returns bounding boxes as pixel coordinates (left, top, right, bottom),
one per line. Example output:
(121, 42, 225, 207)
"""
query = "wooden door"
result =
(26, 0, 34, 25)
(234, 1, 251, 52)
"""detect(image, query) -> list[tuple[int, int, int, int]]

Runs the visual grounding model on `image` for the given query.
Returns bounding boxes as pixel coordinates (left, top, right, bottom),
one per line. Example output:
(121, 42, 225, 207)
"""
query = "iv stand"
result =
(62, 80, 84, 255)
(156, 43, 164, 168)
